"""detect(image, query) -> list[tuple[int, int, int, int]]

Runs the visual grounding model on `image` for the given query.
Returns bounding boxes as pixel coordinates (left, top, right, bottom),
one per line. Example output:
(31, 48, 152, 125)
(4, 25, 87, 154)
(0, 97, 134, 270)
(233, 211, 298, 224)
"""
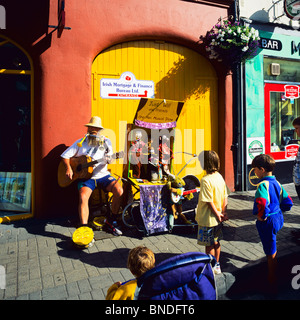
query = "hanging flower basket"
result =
(199, 18, 260, 66)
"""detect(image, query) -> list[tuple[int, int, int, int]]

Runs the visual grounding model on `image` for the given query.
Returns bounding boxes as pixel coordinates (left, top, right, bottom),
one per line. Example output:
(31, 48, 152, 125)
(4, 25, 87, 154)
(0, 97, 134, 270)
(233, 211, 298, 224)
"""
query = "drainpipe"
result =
(230, 0, 245, 191)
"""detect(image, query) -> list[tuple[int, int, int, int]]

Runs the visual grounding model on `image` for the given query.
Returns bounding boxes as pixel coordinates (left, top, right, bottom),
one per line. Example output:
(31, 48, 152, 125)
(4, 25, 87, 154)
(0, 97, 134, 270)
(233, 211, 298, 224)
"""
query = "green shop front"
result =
(245, 28, 300, 189)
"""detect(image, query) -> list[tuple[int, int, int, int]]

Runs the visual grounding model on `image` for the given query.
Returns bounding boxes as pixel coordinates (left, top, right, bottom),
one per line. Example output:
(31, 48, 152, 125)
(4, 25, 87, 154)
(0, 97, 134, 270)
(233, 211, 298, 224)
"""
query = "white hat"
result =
(85, 116, 103, 129)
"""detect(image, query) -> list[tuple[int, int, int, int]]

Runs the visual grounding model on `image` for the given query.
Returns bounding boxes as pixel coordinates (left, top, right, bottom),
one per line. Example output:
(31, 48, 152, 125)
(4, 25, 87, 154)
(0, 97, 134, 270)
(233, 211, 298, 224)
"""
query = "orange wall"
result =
(0, 0, 234, 218)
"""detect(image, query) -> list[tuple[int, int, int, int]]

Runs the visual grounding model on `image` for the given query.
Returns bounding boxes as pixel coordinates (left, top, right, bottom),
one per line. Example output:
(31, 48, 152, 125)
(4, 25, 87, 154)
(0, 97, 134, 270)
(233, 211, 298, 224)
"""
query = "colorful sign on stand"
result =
(100, 72, 155, 99)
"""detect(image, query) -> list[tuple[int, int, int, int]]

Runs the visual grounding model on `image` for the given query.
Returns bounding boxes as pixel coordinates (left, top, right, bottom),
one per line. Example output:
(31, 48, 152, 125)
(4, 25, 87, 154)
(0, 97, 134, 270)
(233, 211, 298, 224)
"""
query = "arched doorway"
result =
(91, 40, 218, 180)
(0, 36, 33, 222)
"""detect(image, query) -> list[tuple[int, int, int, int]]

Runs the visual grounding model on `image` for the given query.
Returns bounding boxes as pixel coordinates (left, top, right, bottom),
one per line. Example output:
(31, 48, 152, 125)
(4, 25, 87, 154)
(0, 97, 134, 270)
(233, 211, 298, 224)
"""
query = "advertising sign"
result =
(246, 137, 265, 164)
(285, 144, 299, 159)
(284, 85, 300, 99)
(0, 172, 31, 212)
(284, 0, 300, 20)
(248, 168, 260, 187)
(100, 72, 155, 99)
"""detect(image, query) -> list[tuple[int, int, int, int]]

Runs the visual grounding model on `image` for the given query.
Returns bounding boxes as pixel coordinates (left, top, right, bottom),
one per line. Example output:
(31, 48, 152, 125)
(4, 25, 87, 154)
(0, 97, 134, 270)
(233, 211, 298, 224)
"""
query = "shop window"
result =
(264, 57, 300, 83)
(270, 91, 300, 152)
(0, 36, 32, 217)
(265, 82, 300, 160)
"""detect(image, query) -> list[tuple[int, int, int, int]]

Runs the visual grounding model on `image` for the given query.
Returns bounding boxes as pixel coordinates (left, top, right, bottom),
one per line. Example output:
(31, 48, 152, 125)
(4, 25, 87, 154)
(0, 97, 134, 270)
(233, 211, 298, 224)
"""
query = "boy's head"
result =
(251, 154, 275, 174)
(204, 150, 220, 174)
(127, 246, 155, 278)
(293, 117, 300, 137)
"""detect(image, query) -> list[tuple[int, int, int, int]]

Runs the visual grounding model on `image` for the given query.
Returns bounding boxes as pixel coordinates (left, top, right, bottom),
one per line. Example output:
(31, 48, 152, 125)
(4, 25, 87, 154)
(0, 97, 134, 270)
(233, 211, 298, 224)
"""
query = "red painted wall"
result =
(0, 0, 234, 219)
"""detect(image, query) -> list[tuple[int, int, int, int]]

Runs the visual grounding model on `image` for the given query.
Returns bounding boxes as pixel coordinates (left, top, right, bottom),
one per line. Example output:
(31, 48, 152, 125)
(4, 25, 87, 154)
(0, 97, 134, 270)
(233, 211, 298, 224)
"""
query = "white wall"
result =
(239, 0, 300, 29)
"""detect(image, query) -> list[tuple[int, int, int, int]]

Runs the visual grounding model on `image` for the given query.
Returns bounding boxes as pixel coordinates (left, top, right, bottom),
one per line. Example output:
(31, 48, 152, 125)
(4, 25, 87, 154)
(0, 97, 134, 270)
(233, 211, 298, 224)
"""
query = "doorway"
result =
(0, 36, 33, 221)
(92, 40, 218, 180)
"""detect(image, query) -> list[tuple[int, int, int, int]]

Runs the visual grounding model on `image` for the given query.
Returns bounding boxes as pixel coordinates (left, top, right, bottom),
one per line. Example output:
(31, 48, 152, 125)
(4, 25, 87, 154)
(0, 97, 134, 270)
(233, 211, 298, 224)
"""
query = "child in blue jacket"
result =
(252, 154, 293, 288)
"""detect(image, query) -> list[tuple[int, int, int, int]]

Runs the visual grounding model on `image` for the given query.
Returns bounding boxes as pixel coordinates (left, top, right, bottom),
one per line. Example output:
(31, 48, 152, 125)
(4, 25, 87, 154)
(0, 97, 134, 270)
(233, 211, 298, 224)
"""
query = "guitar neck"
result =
(89, 160, 99, 167)
(80, 152, 123, 170)
(79, 159, 99, 170)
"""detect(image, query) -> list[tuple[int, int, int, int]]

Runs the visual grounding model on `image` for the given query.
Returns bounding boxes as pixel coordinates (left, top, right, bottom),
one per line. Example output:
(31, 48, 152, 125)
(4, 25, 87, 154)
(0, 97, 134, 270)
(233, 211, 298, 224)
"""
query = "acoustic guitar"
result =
(57, 151, 124, 187)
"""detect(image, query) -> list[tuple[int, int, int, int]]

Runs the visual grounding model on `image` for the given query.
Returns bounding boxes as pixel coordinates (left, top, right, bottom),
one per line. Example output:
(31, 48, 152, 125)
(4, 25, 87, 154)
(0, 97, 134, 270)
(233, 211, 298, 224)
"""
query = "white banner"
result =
(100, 72, 155, 99)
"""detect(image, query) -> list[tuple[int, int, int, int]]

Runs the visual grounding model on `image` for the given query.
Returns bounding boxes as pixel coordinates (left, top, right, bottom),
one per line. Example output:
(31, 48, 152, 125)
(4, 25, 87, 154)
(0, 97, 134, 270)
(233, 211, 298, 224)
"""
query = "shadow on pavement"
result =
(224, 251, 300, 300)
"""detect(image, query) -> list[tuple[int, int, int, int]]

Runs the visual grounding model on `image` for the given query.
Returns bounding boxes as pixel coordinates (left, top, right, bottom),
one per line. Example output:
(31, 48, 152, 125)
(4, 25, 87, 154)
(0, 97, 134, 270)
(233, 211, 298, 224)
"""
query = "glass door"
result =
(264, 82, 300, 160)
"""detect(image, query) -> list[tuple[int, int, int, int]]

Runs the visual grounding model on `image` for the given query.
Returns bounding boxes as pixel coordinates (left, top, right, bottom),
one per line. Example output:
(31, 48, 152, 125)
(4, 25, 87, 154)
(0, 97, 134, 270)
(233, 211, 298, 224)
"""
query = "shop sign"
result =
(260, 38, 282, 51)
(100, 72, 155, 99)
(285, 85, 300, 99)
(248, 168, 260, 187)
(285, 144, 299, 159)
(292, 41, 300, 55)
(247, 137, 264, 164)
(284, 0, 300, 20)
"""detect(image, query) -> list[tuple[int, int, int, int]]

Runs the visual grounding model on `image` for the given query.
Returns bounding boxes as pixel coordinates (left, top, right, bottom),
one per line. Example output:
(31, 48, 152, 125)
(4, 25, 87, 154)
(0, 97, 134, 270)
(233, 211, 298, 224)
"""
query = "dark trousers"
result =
(295, 185, 300, 200)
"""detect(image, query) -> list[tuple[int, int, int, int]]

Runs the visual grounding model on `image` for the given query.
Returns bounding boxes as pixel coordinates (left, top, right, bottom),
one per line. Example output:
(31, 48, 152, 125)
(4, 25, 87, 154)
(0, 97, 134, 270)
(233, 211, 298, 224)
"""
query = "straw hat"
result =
(85, 116, 103, 129)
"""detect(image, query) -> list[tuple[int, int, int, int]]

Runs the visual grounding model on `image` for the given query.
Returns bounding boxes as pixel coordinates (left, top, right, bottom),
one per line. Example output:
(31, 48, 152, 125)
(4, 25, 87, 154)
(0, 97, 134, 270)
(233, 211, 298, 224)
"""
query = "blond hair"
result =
(127, 246, 155, 278)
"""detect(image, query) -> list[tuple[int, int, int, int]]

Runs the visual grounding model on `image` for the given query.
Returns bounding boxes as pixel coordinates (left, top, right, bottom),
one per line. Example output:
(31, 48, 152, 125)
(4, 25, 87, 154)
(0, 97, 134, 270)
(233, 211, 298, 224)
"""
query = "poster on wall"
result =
(0, 172, 31, 212)
(100, 72, 155, 99)
(247, 137, 265, 164)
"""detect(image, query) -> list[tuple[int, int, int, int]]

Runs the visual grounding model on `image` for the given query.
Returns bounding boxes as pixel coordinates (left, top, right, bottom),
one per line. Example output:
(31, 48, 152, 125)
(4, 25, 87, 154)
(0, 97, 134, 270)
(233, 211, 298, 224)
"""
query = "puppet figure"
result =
(130, 130, 147, 178)
(167, 176, 193, 225)
(147, 139, 160, 181)
(159, 135, 174, 176)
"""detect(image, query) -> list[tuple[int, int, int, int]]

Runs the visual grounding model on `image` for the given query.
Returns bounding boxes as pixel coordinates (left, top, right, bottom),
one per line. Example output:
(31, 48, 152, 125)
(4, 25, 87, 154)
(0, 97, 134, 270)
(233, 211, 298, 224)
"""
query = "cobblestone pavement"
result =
(0, 184, 300, 300)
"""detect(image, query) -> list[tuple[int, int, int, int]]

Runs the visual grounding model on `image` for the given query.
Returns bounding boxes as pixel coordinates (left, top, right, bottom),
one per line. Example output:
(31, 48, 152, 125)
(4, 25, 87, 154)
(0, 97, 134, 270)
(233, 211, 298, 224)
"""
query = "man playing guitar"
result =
(60, 116, 123, 235)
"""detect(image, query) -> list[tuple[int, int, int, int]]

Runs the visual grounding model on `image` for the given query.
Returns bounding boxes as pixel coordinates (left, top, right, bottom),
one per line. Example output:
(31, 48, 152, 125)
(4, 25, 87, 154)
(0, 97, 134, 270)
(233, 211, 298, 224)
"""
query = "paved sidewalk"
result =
(0, 184, 300, 300)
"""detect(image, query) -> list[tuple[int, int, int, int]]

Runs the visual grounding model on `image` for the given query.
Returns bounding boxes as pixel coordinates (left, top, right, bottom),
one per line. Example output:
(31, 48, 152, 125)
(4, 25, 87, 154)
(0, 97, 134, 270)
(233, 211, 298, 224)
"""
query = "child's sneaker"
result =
(214, 262, 221, 275)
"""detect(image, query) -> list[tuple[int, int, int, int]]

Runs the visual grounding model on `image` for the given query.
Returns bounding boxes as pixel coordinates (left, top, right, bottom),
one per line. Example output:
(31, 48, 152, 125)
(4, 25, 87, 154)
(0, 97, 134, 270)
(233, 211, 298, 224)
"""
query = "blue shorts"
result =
(77, 174, 117, 192)
(256, 213, 284, 255)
